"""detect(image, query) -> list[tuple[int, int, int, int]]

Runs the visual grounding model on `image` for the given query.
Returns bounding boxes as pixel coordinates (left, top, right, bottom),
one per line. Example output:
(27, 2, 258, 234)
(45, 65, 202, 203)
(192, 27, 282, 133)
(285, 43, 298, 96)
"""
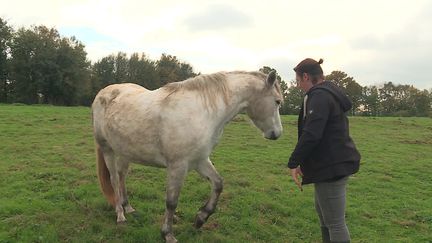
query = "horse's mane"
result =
(162, 72, 229, 110)
(162, 71, 278, 110)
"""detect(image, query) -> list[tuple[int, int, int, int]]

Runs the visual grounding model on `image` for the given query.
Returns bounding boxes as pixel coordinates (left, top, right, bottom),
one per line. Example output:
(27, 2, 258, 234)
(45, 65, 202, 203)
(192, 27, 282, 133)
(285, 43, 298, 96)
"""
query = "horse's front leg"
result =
(194, 158, 223, 228)
(161, 163, 188, 243)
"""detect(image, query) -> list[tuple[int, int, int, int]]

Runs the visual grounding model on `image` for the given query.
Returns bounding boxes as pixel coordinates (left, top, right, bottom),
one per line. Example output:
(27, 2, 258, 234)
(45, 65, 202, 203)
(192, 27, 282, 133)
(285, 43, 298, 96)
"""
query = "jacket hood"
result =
(308, 81, 352, 112)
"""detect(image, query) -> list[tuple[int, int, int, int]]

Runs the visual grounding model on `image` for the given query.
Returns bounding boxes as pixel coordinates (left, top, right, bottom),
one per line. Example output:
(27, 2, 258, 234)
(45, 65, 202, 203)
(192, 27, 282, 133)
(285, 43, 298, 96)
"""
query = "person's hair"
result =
(293, 58, 324, 84)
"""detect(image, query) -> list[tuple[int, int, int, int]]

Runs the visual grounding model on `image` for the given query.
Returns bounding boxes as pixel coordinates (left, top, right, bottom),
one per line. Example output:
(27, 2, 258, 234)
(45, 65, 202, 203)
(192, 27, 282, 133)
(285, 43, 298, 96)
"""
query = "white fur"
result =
(92, 71, 282, 241)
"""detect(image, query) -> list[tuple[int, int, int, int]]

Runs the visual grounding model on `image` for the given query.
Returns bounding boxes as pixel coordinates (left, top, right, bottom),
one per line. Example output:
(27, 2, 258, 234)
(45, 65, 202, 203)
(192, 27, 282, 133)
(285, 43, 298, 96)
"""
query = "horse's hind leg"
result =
(161, 162, 188, 243)
(118, 162, 135, 214)
(104, 152, 127, 223)
(194, 158, 223, 228)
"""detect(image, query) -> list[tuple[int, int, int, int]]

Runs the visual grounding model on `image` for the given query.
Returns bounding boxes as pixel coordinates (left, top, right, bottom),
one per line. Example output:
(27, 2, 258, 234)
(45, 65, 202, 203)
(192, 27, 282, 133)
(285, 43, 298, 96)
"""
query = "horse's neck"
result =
(212, 74, 261, 129)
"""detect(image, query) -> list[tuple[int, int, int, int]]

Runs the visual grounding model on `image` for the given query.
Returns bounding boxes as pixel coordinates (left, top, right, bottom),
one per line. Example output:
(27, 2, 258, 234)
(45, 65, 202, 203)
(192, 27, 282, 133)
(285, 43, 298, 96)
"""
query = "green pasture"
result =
(0, 105, 431, 242)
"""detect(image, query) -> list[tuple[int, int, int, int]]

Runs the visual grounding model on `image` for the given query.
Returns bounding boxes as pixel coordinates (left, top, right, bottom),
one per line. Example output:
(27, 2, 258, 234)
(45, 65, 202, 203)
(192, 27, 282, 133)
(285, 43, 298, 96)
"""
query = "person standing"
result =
(287, 58, 360, 243)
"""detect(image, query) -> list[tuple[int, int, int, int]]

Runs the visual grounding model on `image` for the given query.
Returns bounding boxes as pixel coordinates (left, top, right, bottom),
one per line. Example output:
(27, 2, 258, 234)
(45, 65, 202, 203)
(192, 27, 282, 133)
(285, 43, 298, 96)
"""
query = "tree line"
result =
(0, 18, 197, 106)
(273, 69, 432, 117)
(1, 18, 431, 116)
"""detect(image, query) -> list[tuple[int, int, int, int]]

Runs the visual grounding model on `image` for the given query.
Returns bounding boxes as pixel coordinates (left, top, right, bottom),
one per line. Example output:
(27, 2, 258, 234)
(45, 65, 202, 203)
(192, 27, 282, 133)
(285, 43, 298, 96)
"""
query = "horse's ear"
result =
(266, 70, 277, 87)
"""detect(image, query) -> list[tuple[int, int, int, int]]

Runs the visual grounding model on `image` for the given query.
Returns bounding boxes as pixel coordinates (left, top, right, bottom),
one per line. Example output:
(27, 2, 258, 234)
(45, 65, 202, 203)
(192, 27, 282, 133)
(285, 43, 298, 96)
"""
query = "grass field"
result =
(0, 104, 431, 243)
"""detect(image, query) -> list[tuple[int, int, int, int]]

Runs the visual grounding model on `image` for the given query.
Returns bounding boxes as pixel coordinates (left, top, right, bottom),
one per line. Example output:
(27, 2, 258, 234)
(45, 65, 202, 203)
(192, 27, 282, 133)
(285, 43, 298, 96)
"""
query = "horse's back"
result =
(93, 83, 148, 108)
(92, 83, 154, 123)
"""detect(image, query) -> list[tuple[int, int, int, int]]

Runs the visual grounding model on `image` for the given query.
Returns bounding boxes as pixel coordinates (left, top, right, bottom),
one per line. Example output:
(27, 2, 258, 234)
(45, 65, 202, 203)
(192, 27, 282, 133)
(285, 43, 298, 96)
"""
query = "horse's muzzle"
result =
(266, 131, 280, 140)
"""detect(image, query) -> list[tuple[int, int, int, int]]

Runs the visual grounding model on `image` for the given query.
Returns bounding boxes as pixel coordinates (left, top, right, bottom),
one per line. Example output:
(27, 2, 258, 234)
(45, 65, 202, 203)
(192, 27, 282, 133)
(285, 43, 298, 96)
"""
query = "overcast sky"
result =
(1, 0, 431, 89)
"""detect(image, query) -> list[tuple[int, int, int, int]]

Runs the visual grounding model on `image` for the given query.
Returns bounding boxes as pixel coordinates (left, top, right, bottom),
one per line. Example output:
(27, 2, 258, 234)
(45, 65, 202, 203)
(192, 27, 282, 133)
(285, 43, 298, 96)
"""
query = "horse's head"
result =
(246, 71, 283, 140)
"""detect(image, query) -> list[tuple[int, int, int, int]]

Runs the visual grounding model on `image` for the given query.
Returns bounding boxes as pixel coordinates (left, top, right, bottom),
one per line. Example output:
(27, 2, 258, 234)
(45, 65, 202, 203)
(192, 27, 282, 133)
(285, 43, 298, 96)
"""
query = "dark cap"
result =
(293, 58, 324, 75)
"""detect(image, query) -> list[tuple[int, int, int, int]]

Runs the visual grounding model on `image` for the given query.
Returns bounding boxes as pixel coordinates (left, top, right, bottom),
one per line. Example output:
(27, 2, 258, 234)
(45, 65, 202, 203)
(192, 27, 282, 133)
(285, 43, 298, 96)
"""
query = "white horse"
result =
(92, 70, 283, 242)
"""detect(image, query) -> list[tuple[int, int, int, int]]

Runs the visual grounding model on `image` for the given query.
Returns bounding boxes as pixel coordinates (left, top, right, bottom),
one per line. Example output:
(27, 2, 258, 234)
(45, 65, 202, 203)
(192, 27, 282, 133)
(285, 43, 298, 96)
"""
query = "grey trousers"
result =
(314, 176, 350, 243)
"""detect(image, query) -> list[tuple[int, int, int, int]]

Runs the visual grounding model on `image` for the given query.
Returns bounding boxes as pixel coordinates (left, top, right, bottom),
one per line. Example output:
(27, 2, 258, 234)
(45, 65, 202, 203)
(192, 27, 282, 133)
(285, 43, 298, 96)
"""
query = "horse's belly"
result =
(110, 139, 167, 167)
(133, 159, 167, 168)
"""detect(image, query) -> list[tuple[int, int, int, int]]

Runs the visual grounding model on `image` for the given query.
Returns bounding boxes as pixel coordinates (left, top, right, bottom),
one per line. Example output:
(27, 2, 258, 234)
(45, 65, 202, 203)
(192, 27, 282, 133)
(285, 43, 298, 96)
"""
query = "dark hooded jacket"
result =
(288, 81, 360, 184)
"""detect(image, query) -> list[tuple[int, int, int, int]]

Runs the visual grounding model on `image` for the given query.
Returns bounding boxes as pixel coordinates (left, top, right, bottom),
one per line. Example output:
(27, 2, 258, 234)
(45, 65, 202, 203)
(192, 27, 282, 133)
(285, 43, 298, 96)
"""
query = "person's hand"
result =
(290, 166, 303, 191)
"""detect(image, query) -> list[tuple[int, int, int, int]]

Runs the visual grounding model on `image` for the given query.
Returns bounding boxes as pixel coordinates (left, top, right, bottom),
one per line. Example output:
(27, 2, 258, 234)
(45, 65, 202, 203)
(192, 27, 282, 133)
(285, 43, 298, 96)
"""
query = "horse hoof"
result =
(193, 216, 205, 229)
(117, 215, 127, 224)
(165, 234, 178, 243)
(125, 205, 136, 214)
(117, 219, 127, 225)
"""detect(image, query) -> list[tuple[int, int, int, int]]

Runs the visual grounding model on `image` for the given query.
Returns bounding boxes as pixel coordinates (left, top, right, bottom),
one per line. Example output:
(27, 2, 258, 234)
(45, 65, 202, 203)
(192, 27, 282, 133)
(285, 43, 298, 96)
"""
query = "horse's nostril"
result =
(270, 131, 278, 140)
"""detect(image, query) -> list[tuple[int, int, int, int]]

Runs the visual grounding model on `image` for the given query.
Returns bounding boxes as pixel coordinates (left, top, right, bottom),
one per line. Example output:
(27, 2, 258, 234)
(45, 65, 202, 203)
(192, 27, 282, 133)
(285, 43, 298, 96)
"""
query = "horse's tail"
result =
(95, 143, 116, 207)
